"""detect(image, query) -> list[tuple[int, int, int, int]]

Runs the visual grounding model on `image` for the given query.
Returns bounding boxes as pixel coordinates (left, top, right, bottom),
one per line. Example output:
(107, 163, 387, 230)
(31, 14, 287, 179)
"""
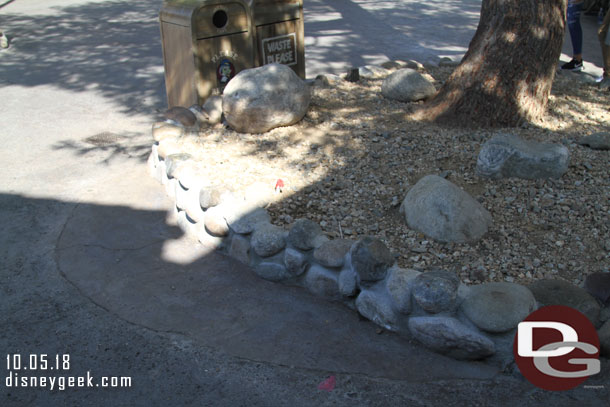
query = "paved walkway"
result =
(1, 1, 608, 405)
(305, 0, 604, 78)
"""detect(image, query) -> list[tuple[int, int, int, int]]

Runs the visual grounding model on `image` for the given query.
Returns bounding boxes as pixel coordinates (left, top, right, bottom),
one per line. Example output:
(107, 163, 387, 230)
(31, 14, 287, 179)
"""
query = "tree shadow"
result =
(305, 0, 481, 76)
(0, 0, 483, 117)
(51, 131, 152, 164)
(0, 0, 166, 115)
(0, 192, 500, 388)
(3, 190, 608, 407)
(0, 1, 608, 406)
(0, 0, 16, 10)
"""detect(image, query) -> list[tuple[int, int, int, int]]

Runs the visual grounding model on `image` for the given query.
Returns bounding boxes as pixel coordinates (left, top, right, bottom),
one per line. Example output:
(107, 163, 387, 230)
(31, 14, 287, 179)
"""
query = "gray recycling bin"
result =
(159, 0, 305, 108)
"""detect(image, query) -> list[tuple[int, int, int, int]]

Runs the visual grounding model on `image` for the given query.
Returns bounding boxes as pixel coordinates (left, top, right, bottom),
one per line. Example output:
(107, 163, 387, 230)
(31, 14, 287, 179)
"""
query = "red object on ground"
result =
(317, 375, 336, 392)
(275, 179, 284, 190)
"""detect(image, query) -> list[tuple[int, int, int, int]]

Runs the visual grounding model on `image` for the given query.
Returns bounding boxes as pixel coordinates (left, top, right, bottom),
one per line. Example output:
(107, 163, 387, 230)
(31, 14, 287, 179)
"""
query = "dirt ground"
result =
(172, 64, 609, 288)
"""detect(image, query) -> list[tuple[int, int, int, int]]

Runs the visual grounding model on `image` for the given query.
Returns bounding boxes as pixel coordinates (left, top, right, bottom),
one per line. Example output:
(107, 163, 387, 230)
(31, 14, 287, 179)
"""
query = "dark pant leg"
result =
(567, 2, 583, 56)
(599, 9, 610, 76)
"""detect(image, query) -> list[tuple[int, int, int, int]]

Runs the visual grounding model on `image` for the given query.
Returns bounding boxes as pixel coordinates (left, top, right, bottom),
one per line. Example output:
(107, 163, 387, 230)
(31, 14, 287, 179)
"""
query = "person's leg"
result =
(562, 2, 584, 70)
(598, 9, 610, 88)
(567, 1, 583, 59)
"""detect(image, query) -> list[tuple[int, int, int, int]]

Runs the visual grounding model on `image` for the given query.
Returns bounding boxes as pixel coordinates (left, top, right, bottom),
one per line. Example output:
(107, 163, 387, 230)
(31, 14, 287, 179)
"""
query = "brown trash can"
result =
(159, 0, 306, 108)
(251, 0, 306, 80)
(159, 0, 255, 107)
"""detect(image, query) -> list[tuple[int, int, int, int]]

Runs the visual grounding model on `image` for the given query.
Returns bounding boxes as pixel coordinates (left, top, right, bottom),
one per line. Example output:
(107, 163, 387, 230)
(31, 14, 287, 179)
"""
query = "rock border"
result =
(147, 63, 610, 364)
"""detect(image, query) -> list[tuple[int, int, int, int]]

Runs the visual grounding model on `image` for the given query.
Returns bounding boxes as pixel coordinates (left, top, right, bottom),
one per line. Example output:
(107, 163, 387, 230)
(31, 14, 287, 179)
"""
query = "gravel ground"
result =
(166, 64, 609, 288)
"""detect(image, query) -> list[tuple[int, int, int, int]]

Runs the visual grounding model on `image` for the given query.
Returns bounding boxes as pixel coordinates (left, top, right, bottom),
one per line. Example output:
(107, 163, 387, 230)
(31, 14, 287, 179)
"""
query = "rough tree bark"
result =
(415, 0, 567, 128)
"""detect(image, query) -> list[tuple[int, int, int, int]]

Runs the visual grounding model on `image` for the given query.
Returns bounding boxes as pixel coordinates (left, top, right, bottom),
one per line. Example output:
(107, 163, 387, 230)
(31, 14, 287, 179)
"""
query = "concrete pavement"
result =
(1, 1, 608, 405)
(304, 0, 605, 79)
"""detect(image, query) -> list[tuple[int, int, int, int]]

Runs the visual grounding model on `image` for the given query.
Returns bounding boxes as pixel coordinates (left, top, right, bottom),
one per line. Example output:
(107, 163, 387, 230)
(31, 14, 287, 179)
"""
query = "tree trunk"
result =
(415, 0, 567, 128)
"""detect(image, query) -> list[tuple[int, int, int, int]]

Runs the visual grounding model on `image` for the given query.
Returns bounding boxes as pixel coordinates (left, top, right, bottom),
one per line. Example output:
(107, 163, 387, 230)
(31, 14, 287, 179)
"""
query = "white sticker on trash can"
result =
(262, 33, 297, 66)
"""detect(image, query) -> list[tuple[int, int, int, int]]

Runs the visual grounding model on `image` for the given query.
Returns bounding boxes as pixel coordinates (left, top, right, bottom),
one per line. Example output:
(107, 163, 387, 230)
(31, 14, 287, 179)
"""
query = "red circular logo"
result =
(513, 305, 600, 391)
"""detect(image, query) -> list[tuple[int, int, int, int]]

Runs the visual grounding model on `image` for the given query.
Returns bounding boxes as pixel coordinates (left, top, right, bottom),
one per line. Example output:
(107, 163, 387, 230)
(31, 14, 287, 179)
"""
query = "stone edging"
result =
(148, 136, 544, 364)
(146, 63, 610, 364)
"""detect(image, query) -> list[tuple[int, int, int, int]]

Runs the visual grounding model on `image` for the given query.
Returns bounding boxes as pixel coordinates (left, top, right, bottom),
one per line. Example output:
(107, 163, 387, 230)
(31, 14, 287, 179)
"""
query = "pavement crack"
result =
(52, 203, 180, 335)
(56, 240, 165, 253)
(55, 201, 80, 251)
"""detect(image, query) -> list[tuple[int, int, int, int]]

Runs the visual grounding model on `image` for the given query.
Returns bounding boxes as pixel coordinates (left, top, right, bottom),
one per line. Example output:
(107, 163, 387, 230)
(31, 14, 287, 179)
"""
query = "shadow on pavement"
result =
(3, 192, 610, 406)
(305, 0, 481, 76)
(0, 0, 166, 115)
(2, 1, 609, 404)
(49, 193, 498, 381)
(0, 0, 484, 113)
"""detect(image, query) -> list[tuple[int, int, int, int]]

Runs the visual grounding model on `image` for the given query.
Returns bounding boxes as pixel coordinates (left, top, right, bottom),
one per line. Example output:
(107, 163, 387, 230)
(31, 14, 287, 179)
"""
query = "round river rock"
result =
(460, 282, 537, 333)
(313, 239, 353, 268)
(287, 218, 325, 250)
(349, 236, 394, 283)
(411, 269, 460, 314)
(250, 224, 287, 258)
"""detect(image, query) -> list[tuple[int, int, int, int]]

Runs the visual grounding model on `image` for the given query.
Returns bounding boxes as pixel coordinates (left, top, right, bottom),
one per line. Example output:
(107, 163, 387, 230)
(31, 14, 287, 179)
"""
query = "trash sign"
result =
(262, 33, 297, 66)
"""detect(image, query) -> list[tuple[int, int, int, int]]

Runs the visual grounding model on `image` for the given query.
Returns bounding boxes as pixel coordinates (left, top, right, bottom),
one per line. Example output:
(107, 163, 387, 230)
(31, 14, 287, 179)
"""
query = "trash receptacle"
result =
(251, 0, 305, 79)
(159, 0, 255, 107)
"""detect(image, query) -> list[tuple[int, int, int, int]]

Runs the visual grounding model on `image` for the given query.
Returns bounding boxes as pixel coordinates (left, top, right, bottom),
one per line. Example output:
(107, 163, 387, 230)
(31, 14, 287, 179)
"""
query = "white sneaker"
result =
(0, 32, 8, 49)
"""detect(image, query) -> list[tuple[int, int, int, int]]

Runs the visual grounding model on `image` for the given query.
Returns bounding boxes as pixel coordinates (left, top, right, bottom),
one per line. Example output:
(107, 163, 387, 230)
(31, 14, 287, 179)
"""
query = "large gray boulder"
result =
(222, 64, 310, 133)
(381, 68, 436, 102)
(400, 175, 492, 243)
(476, 134, 569, 179)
